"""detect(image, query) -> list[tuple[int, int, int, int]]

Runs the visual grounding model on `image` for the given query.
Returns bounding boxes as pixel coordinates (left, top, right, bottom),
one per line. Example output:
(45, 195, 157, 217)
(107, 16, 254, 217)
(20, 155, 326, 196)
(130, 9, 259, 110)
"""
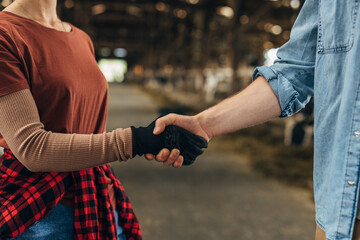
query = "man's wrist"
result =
(195, 113, 212, 141)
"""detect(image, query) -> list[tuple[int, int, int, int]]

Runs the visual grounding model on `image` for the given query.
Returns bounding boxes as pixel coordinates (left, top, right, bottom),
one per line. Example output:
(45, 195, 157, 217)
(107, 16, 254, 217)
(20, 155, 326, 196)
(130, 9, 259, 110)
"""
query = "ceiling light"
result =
(216, 6, 234, 19)
(114, 48, 128, 58)
(99, 48, 112, 57)
(1, 0, 12, 7)
(187, 0, 199, 4)
(239, 15, 249, 24)
(271, 25, 282, 35)
(290, 0, 300, 9)
(155, 2, 169, 12)
(174, 8, 187, 19)
(92, 4, 106, 15)
(64, 0, 74, 9)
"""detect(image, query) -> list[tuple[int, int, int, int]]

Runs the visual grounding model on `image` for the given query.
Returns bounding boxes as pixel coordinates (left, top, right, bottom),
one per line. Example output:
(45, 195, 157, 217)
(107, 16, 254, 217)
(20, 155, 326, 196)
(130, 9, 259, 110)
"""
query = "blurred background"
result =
(1, 0, 316, 239)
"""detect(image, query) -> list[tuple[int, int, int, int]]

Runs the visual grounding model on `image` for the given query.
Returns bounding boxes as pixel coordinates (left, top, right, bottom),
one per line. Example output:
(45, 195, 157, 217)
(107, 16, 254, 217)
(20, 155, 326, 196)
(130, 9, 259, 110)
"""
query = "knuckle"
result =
(156, 155, 164, 161)
(170, 154, 179, 161)
(169, 113, 177, 121)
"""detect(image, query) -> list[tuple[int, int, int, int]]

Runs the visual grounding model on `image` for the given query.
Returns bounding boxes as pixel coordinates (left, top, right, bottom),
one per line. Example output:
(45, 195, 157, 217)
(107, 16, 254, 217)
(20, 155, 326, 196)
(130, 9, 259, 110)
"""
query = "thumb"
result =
(153, 114, 177, 135)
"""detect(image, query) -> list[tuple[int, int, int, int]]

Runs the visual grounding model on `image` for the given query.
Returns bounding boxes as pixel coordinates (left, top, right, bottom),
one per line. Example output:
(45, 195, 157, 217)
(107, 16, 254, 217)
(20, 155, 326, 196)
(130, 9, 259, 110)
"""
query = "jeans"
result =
(11, 203, 126, 240)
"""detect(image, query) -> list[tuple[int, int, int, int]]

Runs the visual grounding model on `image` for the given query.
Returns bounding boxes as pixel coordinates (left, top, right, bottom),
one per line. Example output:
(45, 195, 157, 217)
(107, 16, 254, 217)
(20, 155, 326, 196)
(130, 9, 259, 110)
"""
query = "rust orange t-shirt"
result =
(0, 11, 108, 137)
(0, 11, 116, 207)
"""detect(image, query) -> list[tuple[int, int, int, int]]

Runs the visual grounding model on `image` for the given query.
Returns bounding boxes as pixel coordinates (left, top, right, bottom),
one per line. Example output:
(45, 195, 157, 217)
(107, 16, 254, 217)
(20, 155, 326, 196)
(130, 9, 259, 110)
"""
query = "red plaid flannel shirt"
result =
(0, 149, 142, 239)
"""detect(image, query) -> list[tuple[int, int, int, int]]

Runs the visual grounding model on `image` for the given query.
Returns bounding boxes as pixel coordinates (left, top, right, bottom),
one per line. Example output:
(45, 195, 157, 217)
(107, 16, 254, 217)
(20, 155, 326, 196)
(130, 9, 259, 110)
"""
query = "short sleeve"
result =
(0, 28, 29, 97)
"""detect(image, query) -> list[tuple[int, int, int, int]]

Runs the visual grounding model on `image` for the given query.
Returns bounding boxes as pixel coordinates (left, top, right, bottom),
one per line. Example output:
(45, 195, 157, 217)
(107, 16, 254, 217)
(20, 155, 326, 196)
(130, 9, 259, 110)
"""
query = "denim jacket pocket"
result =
(318, 0, 359, 53)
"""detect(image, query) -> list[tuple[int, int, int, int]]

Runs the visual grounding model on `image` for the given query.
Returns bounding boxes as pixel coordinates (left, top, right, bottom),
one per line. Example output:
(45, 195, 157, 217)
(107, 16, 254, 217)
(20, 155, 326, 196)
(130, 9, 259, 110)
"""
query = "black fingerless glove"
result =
(131, 120, 208, 165)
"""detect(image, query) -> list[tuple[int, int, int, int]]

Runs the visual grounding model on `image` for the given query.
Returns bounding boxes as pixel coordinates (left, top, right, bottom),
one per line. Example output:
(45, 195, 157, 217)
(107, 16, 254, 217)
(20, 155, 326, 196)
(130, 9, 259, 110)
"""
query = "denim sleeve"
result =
(253, 0, 318, 117)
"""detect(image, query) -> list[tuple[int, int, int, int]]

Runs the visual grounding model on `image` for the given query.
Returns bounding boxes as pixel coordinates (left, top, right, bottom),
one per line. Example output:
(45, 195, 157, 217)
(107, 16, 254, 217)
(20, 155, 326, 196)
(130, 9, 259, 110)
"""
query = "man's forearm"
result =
(196, 76, 282, 139)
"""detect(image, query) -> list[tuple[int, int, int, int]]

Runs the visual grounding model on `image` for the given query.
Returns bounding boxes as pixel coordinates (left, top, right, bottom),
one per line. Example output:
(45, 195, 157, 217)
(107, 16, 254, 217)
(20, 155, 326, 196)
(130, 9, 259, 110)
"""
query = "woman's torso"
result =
(0, 11, 108, 140)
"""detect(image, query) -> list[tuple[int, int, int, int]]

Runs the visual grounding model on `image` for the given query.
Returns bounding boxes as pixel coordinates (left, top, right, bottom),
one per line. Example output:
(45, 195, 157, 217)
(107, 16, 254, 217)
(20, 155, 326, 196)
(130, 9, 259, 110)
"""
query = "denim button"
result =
(355, 131, 360, 137)
(348, 181, 355, 186)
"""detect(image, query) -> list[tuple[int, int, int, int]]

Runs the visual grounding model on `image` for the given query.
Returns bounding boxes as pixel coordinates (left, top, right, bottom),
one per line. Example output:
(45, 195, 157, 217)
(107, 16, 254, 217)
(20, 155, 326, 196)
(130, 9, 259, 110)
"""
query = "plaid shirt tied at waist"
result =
(0, 149, 142, 240)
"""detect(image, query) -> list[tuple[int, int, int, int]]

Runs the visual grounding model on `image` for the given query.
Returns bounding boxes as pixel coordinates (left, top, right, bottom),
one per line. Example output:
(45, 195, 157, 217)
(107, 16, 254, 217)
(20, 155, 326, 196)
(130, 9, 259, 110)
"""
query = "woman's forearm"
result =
(0, 89, 132, 172)
(196, 76, 282, 139)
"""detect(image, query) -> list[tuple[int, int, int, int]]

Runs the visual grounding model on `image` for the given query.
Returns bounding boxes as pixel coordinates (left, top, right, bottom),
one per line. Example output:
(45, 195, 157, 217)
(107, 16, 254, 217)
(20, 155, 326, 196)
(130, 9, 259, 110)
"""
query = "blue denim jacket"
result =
(253, 0, 360, 239)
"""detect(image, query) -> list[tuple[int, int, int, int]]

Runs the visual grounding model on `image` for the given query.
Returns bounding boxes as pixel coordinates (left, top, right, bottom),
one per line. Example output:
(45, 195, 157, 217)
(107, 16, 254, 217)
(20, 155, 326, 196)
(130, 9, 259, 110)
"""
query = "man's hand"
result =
(154, 114, 210, 141)
(144, 114, 210, 164)
(145, 148, 184, 168)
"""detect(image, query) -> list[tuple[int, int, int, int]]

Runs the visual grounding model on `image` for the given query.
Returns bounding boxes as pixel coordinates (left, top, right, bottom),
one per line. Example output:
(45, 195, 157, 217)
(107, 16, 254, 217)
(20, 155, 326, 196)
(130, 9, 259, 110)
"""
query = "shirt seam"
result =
(336, 75, 360, 239)
(0, 26, 30, 89)
(0, 27, 24, 62)
(0, 83, 29, 98)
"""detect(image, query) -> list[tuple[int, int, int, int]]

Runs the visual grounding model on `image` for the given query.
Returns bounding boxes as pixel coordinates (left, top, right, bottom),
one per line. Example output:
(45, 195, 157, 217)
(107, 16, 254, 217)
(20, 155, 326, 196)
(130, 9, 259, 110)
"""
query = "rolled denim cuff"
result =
(252, 66, 300, 118)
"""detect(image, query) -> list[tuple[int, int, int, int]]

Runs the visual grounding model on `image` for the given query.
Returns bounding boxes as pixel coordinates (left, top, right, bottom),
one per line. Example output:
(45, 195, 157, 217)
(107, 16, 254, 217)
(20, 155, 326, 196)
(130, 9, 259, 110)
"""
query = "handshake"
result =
(131, 117, 208, 166)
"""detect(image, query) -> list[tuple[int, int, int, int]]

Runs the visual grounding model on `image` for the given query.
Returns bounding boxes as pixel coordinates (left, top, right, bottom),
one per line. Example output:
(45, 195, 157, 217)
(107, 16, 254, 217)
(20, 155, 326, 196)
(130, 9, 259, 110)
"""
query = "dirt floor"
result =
(216, 124, 314, 191)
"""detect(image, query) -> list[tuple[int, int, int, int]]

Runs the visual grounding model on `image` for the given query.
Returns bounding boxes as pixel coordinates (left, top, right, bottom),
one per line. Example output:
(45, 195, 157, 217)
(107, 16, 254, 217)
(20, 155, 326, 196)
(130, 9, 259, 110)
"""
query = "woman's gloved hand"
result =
(131, 120, 208, 166)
